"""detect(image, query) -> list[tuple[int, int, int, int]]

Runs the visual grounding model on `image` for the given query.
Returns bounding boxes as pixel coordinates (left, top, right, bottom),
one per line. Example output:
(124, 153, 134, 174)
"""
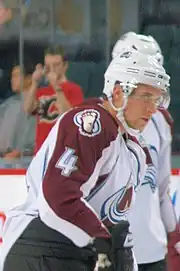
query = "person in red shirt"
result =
(24, 46, 84, 153)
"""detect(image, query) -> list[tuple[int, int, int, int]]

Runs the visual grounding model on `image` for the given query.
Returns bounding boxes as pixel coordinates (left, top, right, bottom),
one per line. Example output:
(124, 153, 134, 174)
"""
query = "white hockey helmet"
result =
(112, 32, 164, 65)
(103, 50, 170, 135)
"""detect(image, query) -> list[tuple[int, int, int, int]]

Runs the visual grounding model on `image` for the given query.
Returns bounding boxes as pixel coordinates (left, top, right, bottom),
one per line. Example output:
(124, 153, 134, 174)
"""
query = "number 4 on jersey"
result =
(56, 147, 78, 176)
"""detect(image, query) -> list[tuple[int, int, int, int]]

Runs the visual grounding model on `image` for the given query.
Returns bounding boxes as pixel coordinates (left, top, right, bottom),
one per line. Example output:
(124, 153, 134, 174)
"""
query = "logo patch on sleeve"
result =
(73, 109, 101, 137)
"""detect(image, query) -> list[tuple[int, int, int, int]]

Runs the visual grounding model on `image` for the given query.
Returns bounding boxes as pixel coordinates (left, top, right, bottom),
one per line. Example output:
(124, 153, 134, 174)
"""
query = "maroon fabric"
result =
(42, 104, 118, 239)
(167, 225, 180, 271)
(102, 186, 133, 228)
(127, 134, 152, 165)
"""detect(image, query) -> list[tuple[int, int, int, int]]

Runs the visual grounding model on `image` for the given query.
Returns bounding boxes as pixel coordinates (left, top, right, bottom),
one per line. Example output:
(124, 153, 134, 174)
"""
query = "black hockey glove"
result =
(111, 220, 134, 271)
(94, 221, 134, 271)
(93, 237, 114, 271)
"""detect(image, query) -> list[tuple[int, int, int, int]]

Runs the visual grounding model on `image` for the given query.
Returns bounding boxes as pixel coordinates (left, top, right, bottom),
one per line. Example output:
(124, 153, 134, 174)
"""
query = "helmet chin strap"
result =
(108, 95, 127, 112)
(109, 96, 140, 137)
(118, 114, 140, 137)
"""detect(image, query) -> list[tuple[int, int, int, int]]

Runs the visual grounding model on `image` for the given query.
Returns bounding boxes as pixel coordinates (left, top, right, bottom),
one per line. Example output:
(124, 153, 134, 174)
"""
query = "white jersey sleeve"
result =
(156, 109, 177, 232)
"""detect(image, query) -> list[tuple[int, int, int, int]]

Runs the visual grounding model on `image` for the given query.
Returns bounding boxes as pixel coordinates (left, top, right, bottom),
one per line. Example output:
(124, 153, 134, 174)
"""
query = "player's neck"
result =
(102, 100, 125, 133)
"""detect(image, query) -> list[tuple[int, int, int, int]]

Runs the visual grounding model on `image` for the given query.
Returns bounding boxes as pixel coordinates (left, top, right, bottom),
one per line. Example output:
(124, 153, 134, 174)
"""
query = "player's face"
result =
(11, 66, 31, 92)
(124, 84, 162, 131)
(44, 54, 68, 80)
(11, 66, 21, 92)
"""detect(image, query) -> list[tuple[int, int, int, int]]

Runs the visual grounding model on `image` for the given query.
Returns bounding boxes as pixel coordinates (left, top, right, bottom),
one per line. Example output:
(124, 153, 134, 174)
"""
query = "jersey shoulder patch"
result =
(73, 108, 101, 137)
(72, 103, 118, 139)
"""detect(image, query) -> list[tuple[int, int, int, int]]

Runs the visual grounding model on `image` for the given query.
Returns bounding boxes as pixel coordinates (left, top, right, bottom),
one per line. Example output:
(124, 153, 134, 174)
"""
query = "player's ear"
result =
(112, 82, 124, 108)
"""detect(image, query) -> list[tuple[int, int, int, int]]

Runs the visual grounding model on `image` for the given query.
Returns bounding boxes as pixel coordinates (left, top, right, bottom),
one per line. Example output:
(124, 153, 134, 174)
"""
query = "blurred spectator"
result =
(0, 61, 35, 160)
(0, 2, 12, 25)
(24, 45, 84, 153)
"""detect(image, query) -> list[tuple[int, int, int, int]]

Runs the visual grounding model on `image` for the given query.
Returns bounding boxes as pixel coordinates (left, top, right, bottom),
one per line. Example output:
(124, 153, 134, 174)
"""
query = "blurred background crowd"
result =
(0, 0, 179, 169)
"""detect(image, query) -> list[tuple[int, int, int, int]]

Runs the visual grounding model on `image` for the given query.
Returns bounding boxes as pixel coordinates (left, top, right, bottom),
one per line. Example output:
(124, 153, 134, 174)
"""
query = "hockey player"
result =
(112, 32, 180, 271)
(0, 50, 170, 271)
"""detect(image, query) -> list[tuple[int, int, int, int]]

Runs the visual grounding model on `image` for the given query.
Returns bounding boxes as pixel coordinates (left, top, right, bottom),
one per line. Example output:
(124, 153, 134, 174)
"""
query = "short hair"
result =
(13, 58, 35, 76)
(23, 61, 35, 76)
(44, 45, 68, 61)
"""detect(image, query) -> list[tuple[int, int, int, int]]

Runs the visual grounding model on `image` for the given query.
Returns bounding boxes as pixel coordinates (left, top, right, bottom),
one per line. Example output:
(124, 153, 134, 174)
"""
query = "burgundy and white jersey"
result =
(0, 102, 147, 267)
(129, 109, 176, 264)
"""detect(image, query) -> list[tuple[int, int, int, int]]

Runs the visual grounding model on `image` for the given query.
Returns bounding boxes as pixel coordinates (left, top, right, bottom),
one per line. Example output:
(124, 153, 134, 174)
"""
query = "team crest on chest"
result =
(73, 109, 101, 137)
